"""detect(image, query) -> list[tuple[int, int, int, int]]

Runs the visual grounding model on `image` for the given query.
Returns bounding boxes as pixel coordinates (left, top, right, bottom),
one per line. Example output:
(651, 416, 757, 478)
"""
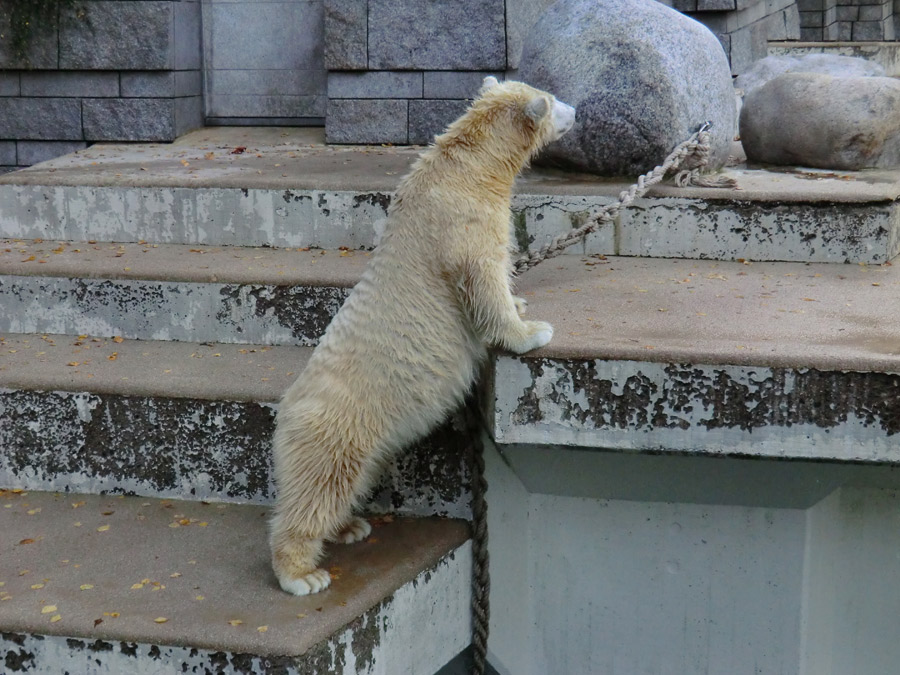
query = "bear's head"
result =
(436, 77, 576, 164)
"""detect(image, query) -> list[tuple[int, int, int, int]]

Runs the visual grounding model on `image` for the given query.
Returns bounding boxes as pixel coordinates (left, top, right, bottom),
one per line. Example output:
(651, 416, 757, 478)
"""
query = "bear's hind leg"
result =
(270, 420, 373, 596)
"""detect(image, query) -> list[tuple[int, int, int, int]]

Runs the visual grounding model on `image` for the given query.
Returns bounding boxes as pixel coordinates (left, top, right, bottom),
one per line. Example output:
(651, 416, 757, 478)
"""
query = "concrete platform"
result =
(0, 335, 470, 514)
(0, 490, 470, 673)
(768, 41, 900, 76)
(2, 127, 899, 263)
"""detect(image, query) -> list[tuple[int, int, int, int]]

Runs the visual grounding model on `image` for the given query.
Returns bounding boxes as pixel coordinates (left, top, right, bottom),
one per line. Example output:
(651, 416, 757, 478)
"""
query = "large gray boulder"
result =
(518, 0, 734, 176)
(740, 73, 900, 170)
(734, 54, 886, 97)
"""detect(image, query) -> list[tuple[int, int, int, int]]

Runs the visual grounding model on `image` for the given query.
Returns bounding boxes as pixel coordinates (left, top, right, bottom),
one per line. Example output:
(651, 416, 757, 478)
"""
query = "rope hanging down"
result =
(513, 122, 736, 276)
(467, 123, 735, 675)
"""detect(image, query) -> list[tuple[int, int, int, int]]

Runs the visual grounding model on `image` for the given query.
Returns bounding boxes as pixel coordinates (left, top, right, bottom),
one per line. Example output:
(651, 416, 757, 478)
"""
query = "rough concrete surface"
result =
(0, 490, 469, 661)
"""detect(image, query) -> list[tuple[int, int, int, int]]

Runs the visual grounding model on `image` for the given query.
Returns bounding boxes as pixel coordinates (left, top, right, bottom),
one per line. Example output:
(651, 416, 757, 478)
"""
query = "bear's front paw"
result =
(510, 320, 553, 354)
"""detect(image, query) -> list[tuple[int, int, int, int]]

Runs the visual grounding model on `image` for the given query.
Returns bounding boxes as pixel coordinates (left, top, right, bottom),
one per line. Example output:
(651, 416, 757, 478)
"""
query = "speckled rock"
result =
(734, 54, 886, 97)
(518, 0, 734, 176)
(740, 73, 900, 170)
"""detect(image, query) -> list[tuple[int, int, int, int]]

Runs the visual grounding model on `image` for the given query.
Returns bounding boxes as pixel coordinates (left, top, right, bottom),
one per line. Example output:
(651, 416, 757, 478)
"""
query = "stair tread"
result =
(2, 127, 899, 204)
(0, 239, 367, 286)
(517, 255, 900, 373)
(0, 334, 306, 402)
(0, 490, 469, 657)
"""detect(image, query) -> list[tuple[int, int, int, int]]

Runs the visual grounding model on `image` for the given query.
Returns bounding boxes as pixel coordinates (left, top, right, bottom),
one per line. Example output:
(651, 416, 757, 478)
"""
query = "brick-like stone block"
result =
(698, 0, 736, 9)
(173, 1, 202, 70)
(175, 96, 203, 137)
(121, 71, 201, 99)
(328, 71, 424, 99)
(785, 5, 802, 36)
(324, 0, 367, 70)
(884, 15, 896, 37)
(673, 0, 699, 10)
(409, 99, 469, 145)
(326, 99, 408, 144)
(17, 141, 87, 167)
(207, 94, 326, 119)
(826, 20, 853, 38)
(0, 2, 58, 69)
(20, 71, 119, 98)
(801, 10, 825, 25)
(368, 0, 506, 70)
(858, 3, 886, 20)
(0, 141, 15, 165)
(83, 98, 175, 142)
(853, 19, 886, 38)
(801, 25, 825, 38)
(735, 0, 766, 11)
(60, 2, 174, 70)
(798, 0, 826, 11)
(836, 5, 860, 19)
(0, 98, 82, 140)
(0, 73, 20, 96)
(423, 71, 501, 99)
(121, 72, 176, 98)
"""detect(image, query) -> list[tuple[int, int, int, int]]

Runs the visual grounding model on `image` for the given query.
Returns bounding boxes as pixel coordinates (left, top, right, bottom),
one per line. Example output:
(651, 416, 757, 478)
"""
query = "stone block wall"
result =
(799, 0, 895, 39)
(678, 0, 802, 74)
(324, 0, 505, 144)
(0, 0, 202, 172)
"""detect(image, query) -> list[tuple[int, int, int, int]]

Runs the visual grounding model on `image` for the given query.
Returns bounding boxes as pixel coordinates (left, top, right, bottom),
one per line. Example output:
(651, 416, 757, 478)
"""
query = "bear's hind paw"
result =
(510, 320, 553, 354)
(330, 516, 372, 544)
(277, 568, 332, 596)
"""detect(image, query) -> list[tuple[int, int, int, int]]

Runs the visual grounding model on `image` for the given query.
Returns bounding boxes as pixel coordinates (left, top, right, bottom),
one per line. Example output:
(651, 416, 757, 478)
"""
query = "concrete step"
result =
(0, 490, 471, 675)
(2, 127, 899, 263)
(0, 240, 365, 345)
(493, 254, 900, 485)
(0, 334, 470, 517)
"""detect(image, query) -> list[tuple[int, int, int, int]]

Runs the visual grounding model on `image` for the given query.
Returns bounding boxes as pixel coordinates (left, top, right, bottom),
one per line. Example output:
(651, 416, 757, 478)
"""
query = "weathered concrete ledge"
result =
(0, 336, 470, 515)
(768, 41, 900, 76)
(0, 241, 364, 346)
(2, 127, 900, 263)
(0, 491, 471, 674)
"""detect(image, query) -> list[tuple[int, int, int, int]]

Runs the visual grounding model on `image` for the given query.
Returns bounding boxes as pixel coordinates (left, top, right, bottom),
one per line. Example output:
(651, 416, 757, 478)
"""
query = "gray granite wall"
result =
(324, 0, 506, 144)
(801, 0, 896, 40)
(0, 0, 202, 172)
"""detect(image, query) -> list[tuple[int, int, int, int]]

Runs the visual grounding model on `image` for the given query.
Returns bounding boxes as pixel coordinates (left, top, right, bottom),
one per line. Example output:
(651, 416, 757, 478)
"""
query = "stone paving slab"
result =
(0, 490, 470, 663)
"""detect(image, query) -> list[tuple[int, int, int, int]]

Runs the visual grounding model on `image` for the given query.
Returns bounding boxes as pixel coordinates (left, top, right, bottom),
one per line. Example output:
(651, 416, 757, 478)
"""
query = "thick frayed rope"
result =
(513, 124, 737, 276)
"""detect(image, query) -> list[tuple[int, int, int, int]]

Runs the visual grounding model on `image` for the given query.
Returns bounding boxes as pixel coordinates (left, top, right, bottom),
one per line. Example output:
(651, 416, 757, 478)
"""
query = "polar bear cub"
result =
(270, 77, 576, 595)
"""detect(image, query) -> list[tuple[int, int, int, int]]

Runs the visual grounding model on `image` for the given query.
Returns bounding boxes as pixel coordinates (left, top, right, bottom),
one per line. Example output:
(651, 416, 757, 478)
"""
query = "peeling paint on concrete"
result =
(494, 358, 900, 462)
(4, 183, 893, 263)
(0, 541, 472, 674)
(0, 389, 470, 516)
(0, 275, 349, 346)
(619, 198, 900, 264)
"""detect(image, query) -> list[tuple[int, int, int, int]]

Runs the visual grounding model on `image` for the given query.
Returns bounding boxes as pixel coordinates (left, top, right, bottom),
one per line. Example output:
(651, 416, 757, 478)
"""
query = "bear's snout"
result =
(552, 99, 576, 139)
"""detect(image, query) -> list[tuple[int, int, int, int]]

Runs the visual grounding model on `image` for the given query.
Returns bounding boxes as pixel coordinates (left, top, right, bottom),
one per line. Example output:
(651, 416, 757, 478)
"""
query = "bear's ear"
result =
(480, 76, 500, 94)
(525, 96, 550, 122)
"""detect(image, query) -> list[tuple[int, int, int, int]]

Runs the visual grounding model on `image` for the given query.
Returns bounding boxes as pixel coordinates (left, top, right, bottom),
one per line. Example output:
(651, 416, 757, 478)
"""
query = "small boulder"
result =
(740, 73, 900, 170)
(734, 54, 886, 97)
(518, 0, 734, 176)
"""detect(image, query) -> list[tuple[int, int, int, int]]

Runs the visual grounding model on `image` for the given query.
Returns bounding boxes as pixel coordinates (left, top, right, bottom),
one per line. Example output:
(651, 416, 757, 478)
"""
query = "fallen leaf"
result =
(41, 605, 57, 614)
(97, 524, 110, 532)
(19, 538, 35, 545)
(154, 617, 168, 623)
(228, 619, 243, 626)
(50, 614, 61, 623)
(30, 583, 44, 590)
(80, 584, 94, 590)
(131, 583, 144, 590)
(113, 336, 124, 344)
(93, 618, 103, 627)
(257, 625, 268, 632)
